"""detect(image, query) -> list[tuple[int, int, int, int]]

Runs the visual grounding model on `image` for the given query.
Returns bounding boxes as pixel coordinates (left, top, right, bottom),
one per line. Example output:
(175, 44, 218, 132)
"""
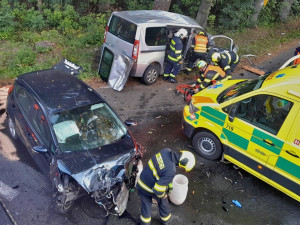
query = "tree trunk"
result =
(195, 0, 213, 29)
(252, 0, 265, 24)
(279, 0, 295, 21)
(37, 0, 42, 12)
(153, 0, 172, 11)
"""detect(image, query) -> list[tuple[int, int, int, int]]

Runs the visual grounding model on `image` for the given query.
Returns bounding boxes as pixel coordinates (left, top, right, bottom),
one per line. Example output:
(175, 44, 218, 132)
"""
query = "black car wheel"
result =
(7, 115, 18, 140)
(192, 131, 222, 160)
(53, 193, 75, 214)
(142, 65, 160, 85)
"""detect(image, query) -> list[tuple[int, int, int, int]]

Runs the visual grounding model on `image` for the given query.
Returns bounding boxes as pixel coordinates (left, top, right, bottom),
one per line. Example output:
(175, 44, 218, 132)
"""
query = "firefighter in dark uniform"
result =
(163, 28, 188, 83)
(137, 148, 195, 225)
(211, 51, 240, 77)
(193, 60, 227, 93)
(185, 31, 209, 74)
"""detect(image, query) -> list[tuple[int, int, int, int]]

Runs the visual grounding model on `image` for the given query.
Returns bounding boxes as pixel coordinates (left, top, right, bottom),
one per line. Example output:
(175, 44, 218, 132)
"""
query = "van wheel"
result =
(192, 131, 222, 160)
(142, 65, 160, 85)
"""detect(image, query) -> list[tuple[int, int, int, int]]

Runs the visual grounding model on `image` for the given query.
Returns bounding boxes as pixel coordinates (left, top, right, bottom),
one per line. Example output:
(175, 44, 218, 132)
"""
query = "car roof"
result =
(112, 10, 201, 28)
(17, 69, 103, 114)
(261, 65, 300, 101)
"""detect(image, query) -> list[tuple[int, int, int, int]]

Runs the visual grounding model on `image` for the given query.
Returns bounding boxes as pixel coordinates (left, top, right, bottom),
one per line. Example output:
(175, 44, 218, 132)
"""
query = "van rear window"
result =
(108, 15, 136, 44)
(145, 27, 167, 46)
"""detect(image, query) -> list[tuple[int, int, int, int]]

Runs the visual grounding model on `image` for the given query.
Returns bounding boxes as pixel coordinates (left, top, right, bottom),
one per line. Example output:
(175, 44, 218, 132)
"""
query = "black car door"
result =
(13, 85, 53, 176)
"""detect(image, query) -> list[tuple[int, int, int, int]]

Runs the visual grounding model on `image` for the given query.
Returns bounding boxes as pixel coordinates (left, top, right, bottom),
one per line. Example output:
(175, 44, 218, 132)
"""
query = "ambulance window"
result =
(234, 95, 293, 135)
(145, 27, 167, 46)
(235, 95, 266, 124)
(253, 96, 293, 135)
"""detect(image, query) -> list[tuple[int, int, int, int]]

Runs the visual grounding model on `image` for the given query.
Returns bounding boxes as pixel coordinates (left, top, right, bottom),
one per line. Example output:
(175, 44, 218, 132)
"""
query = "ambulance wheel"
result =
(192, 131, 222, 160)
(142, 65, 159, 85)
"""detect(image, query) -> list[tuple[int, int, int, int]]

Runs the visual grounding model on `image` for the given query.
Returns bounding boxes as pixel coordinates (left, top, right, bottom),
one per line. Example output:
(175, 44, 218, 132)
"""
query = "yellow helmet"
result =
(212, 52, 221, 62)
(198, 31, 205, 35)
(197, 60, 207, 69)
(179, 151, 196, 172)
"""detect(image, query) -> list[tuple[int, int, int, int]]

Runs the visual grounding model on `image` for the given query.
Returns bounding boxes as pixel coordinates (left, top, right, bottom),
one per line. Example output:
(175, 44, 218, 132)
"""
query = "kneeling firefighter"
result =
(137, 148, 195, 225)
(193, 60, 227, 93)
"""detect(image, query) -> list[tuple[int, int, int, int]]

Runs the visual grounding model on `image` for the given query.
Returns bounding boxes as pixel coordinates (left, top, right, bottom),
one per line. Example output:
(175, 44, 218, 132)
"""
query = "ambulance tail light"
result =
(132, 40, 140, 62)
(103, 26, 108, 43)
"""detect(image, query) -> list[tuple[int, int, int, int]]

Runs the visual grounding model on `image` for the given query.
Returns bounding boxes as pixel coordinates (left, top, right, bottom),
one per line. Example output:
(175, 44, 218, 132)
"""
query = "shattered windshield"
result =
(51, 103, 127, 152)
(217, 74, 269, 103)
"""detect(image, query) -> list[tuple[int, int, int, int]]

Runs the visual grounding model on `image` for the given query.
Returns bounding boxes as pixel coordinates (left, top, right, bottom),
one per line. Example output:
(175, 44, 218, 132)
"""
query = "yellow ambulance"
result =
(182, 63, 300, 202)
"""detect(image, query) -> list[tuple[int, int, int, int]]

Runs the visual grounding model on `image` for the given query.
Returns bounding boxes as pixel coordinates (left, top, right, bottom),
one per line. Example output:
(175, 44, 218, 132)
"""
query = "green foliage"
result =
(0, 0, 15, 39)
(24, 8, 46, 31)
(125, 0, 153, 10)
(14, 46, 37, 67)
(258, 0, 281, 26)
(291, 0, 300, 15)
(214, 0, 255, 30)
(171, 0, 201, 18)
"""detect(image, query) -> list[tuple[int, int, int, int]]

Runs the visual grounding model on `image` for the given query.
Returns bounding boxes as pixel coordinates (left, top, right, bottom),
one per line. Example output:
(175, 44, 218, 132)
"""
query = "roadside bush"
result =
(0, 0, 15, 39)
(78, 13, 107, 46)
(44, 5, 63, 28)
(214, 0, 255, 30)
(23, 8, 46, 31)
(14, 46, 37, 67)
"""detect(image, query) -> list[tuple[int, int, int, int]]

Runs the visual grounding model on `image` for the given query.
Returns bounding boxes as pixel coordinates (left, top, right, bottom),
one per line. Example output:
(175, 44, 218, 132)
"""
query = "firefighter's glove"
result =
(193, 88, 200, 94)
(167, 183, 173, 194)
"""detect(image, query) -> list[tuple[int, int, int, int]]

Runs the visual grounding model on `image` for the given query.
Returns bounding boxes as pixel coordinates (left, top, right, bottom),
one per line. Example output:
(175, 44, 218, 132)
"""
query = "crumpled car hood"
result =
(57, 133, 136, 192)
(58, 133, 134, 174)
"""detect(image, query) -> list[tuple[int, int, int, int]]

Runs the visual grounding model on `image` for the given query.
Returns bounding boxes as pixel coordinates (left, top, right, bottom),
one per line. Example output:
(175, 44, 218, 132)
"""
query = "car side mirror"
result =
(124, 119, 137, 127)
(32, 145, 48, 153)
(228, 104, 238, 122)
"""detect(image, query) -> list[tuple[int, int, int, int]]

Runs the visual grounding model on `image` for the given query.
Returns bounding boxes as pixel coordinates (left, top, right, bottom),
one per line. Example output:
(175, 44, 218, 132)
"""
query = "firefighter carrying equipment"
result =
(137, 148, 181, 225)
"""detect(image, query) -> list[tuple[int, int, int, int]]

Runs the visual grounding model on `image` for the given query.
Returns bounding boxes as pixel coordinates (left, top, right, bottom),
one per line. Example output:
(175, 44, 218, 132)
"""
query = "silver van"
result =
(98, 10, 204, 91)
(98, 10, 238, 91)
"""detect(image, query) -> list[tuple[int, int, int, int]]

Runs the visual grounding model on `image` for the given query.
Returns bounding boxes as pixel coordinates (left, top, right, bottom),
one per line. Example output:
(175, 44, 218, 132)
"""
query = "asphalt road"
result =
(0, 43, 299, 225)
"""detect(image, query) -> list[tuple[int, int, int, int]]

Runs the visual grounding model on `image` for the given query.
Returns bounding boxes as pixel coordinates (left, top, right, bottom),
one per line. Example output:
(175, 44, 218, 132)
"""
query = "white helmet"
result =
(175, 28, 188, 39)
(211, 52, 221, 62)
(179, 151, 196, 172)
(197, 60, 207, 69)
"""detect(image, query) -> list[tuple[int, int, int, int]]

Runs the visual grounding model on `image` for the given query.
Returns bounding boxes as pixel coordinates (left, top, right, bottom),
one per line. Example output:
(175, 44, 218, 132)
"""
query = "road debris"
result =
(224, 176, 233, 183)
(232, 200, 242, 208)
(238, 171, 243, 178)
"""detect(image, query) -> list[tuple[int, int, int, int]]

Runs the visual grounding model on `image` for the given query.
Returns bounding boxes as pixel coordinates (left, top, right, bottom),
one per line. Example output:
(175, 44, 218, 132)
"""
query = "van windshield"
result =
(108, 15, 137, 44)
(217, 74, 269, 103)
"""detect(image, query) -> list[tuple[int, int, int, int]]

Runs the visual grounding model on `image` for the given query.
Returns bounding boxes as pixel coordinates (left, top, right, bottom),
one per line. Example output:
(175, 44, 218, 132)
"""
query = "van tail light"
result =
(132, 40, 140, 62)
(103, 26, 108, 43)
(8, 84, 14, 95)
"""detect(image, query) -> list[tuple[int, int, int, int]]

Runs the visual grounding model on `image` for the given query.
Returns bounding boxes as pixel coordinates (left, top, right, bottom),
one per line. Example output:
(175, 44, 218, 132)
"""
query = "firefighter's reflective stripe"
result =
(138, 179, 154, 193)
(140, 215, 151, 223)
(155, 153, 165, 170)
(224, 52, 231, 63)
(170, 45, 182, 54)
(154, 183, 167, 192)
(163, 73, 169, 78)
(234, 54, 239, 63)
(161, 213, 171, 222)
(194, 35, 208, 53)
(148, 159, 160, 180)
(168, 54, 181, 62)
(170, 73, 176, 78)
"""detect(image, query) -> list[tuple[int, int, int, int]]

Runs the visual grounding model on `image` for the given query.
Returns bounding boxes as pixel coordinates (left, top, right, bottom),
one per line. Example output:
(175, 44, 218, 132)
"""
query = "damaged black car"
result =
(5, 69, 143, 215)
